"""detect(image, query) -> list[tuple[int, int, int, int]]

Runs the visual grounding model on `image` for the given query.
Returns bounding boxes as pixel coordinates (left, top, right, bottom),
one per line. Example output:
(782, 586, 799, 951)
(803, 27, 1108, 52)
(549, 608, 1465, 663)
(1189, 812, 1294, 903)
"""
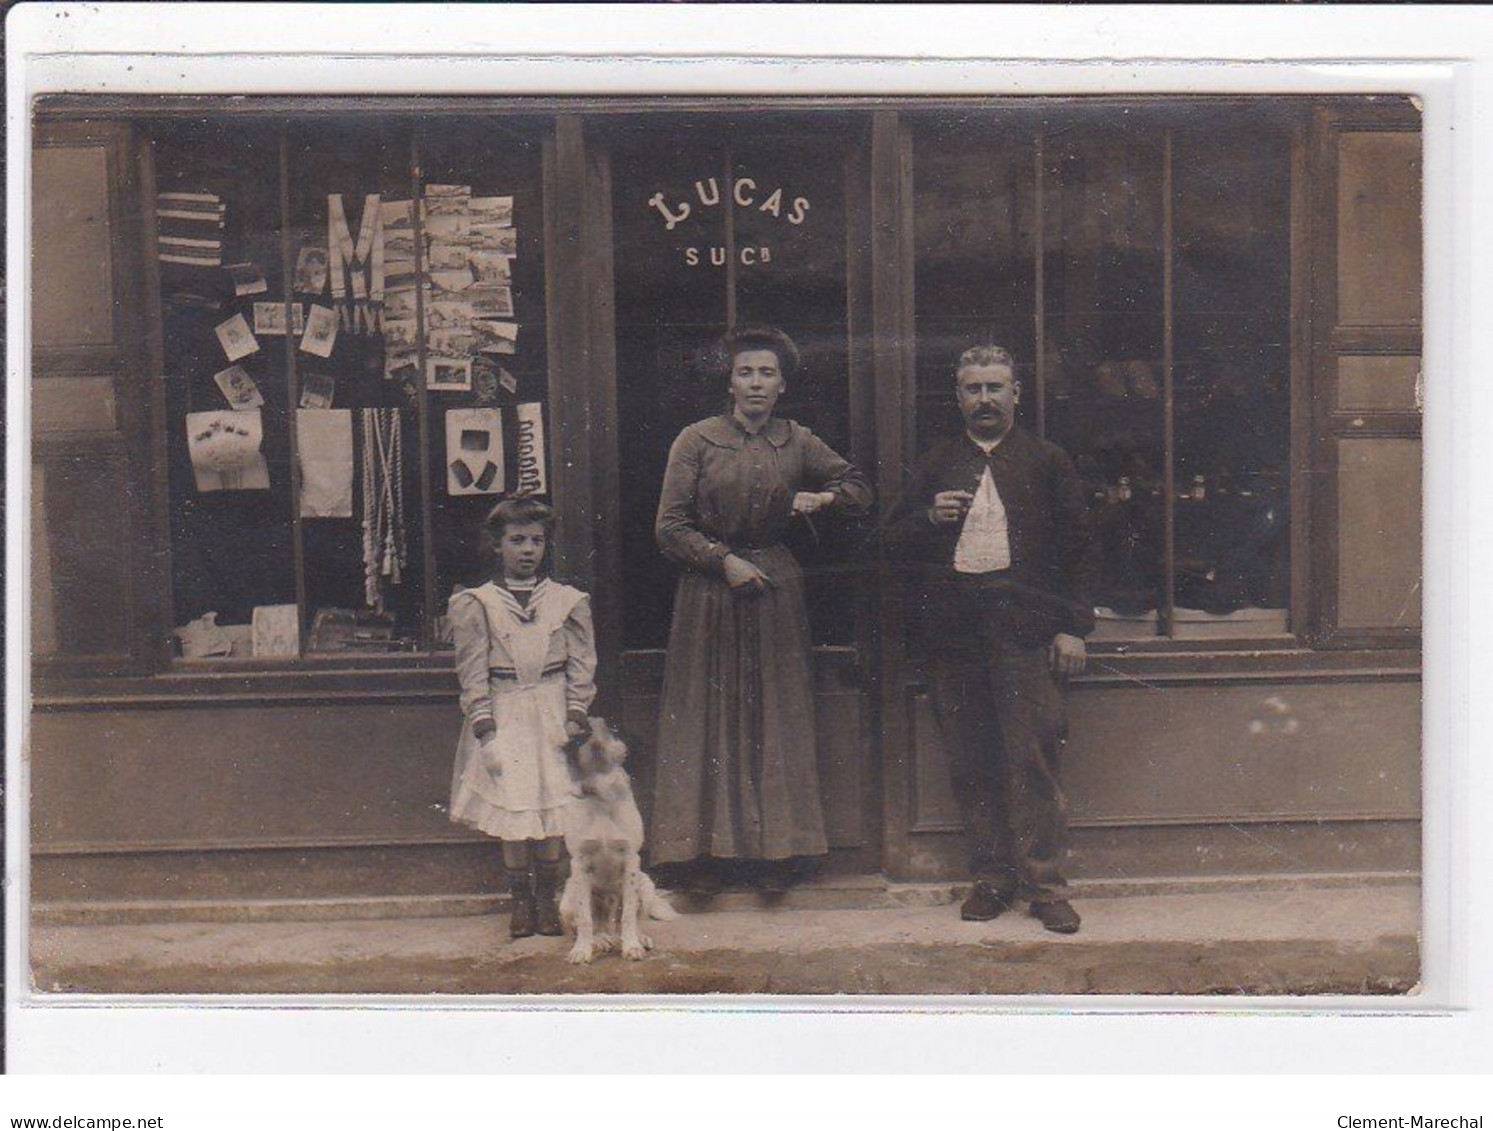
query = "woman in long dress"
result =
(650, 326, 872, 893)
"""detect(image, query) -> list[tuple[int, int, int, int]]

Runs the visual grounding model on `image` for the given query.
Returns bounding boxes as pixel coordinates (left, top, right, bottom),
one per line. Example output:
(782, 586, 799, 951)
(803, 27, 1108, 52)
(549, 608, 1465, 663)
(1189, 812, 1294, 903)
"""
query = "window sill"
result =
(34, 640, 1421, 710)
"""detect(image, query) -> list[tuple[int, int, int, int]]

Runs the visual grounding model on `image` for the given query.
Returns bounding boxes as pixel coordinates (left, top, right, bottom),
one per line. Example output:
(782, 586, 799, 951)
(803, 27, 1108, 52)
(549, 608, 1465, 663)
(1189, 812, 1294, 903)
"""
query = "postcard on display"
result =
(226, 261, 269, 297)
(384, 231, 417, 260)
(299, 304, 339, 358)
(384, 348, 420, 385)
(427, 243, 472, 271)
(383, 286, 420, 322)
(469, 252, 512, 285)
(429, 269, 474, 294)
(214, 313, 259, 362)
(382, 318, 419, 349)
(252, 301, 306, 336)
(213, 364, 264, 409)
(384, 265, 420, 292)
(299, 373, 335, 410)
(380, 199, 414, 228)
(292, 246, 329, 293)
(423, 212, 471, 241)
(251, 603, 301, 659)
(469, 195, 514, 226)
(425, 298, 473, 331)
(427, 328, 477, 357)
(424, 184, 472, 214)
(428, 355, 474, 393)
(468, 285, 514, 319)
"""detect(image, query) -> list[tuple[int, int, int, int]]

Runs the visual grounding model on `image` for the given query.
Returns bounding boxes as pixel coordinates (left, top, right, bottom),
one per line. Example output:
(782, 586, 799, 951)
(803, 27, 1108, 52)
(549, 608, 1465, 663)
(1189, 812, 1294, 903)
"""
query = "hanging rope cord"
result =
(361, 408, 408, 610)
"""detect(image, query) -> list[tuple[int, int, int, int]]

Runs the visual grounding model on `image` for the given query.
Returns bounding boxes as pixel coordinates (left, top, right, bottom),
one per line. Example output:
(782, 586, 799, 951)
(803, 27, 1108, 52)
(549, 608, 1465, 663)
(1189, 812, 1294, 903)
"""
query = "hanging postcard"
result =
(186, 409, 270, 492)
(445, 408, 503, 496)
(251, 604, 301, 659)
(226, 262, 268, 297)
(470, 196, 513, 227)
(475, 319, 519, 356)
(253, 302, 306, 336)
(297, 409, 355, 518)
(469, 253, 512, 285)
(213, 364, 264, 409)
(214, 313, 259, 362)
(515, 402, 547, 495)
(300, 304, 339, 358)
(429, 355, 473, 393)
(385, 349, 419, 385)
(293, 246, 329, 294)
(299, 374, 336, 410)
(468, 285, 513, 319)
(383, 285, 419, 322)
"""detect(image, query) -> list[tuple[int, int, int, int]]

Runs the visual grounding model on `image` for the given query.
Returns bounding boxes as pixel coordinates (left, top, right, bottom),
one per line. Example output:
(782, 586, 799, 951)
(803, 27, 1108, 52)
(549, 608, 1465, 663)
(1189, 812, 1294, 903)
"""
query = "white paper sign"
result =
(445, 408, 504, 496)
(186, 409, 270, 492)
(297, 409, 354, 518)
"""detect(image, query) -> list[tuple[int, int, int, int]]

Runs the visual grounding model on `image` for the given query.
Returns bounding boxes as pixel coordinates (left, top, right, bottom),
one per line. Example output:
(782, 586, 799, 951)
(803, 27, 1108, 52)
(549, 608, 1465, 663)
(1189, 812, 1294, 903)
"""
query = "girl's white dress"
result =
(448, 578, 596, 841)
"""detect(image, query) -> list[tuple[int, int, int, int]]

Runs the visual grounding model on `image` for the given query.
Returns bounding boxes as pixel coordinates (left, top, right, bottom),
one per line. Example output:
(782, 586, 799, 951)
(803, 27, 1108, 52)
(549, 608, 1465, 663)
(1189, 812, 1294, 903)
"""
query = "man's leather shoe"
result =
(960, 880, 1015, 921)
(1030, 899, 1081, 934)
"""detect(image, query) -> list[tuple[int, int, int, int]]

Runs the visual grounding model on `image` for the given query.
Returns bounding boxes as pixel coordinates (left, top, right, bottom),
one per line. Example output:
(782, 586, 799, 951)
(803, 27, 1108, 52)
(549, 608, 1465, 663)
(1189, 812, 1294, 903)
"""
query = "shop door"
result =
(602, 115, 881, 872)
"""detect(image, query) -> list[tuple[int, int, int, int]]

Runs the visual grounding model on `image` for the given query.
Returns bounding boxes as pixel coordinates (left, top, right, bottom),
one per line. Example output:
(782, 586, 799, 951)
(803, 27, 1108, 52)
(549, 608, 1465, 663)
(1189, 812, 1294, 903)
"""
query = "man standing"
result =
(885, 345, 1098, 933)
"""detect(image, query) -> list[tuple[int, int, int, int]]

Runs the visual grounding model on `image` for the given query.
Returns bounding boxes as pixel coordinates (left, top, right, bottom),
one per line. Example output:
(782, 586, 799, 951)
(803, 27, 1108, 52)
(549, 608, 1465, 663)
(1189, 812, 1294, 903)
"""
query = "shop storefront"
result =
(29, 96, 1422, 912)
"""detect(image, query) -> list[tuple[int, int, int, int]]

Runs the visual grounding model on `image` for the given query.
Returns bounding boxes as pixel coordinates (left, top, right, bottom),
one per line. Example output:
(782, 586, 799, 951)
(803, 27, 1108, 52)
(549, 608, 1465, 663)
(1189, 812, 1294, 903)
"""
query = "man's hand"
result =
(928, 490, 974, 527)
(1049, 633, 1086, 677)
(723, 553, 774, 596)
(565, 714, 588, 740)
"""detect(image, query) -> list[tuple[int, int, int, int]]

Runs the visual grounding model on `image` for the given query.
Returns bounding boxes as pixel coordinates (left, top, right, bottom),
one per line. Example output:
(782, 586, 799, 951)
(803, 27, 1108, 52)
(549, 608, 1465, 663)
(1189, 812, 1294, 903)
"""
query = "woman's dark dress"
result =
(650, 413, 872, 864)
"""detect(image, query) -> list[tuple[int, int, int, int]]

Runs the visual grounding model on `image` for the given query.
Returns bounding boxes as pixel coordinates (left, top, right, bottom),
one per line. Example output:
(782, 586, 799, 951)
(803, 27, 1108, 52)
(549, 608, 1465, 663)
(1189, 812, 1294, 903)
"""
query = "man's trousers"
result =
(928, 635, 1073, 904)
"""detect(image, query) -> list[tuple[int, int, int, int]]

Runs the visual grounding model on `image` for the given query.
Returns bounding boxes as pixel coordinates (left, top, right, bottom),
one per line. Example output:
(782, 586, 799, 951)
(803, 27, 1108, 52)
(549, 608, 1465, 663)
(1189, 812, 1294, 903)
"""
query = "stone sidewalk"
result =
(26, 881, 1420, 998)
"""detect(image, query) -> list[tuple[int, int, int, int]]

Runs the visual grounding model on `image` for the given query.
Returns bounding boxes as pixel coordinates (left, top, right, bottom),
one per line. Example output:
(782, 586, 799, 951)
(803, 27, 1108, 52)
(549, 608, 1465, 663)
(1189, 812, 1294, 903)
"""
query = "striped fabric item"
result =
(156, 191, 225, 267)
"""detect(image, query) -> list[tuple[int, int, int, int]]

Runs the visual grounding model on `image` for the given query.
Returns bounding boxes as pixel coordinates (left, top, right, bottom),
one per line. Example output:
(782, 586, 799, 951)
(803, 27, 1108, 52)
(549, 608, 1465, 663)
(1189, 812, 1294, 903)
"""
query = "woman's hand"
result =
(723, 553, 774, 596)
(473, 719, 496, 745)
(793, 490, 836, 515)
(1049, 633, 1087, 677)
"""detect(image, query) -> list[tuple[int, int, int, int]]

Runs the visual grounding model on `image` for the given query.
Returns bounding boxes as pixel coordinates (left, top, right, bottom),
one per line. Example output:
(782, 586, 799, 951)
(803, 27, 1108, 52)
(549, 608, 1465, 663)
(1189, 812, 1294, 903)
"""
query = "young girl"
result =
(448, 498, 595, 939)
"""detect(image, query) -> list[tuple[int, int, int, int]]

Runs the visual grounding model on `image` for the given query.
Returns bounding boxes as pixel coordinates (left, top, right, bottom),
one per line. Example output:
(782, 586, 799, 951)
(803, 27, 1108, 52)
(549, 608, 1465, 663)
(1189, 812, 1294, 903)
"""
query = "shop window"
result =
(911, 110, 1293, 643)
(151, 115, 549, 663)
(612, 123, 861, 650)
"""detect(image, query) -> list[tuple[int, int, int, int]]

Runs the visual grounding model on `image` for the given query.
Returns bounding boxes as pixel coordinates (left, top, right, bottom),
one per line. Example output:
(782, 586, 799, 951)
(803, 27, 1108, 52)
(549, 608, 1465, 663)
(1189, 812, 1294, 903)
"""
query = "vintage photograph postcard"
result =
(18, 14, 1464, 1070)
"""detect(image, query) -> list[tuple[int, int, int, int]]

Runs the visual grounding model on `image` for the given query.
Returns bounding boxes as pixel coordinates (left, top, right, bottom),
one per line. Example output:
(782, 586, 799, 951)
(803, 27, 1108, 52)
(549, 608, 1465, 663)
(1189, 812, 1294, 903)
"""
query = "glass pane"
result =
(733, 129, 858, 646)
(33, 453, 133, 657)
(912, 119, 1037, 456)
(417, 116, 551, 647)
(155, 120, 298, 656)
(1172, 128, 1292, 632)
(1339, 354, 1420, 412)
(286, 121, 426, 653)
(613, 131, 731, 650)
(1337, 436, 1421, 629)
(33, 145, 115, 348)
(1337, 131, 1422, 328)
(1042, 125, 1166, 635)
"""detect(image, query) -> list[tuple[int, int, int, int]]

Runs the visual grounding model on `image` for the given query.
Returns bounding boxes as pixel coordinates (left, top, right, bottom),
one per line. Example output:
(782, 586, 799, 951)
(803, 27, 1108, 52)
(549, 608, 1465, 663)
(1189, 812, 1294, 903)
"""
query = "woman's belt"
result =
(489, 663, 567, 681)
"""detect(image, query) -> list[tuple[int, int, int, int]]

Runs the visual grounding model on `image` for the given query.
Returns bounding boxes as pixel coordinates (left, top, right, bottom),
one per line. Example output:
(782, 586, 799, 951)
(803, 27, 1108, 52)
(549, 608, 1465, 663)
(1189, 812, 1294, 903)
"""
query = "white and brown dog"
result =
(560, 717, 677, 963)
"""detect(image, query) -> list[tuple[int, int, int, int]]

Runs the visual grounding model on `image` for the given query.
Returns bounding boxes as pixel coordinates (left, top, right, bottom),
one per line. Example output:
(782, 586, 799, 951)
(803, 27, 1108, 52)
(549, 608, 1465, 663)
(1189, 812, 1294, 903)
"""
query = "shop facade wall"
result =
(30, 668, 1419, 906)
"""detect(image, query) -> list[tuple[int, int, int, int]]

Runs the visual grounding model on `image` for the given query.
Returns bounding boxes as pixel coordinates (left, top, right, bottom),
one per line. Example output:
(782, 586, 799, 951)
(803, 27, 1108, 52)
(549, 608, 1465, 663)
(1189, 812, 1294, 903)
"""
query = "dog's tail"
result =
(641, 874, 679, 921)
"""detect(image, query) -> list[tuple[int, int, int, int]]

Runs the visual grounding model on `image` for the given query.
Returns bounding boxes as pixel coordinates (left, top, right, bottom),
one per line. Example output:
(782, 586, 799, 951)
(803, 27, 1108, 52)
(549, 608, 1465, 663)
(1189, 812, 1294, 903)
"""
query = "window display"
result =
(154, 115, 551, 661)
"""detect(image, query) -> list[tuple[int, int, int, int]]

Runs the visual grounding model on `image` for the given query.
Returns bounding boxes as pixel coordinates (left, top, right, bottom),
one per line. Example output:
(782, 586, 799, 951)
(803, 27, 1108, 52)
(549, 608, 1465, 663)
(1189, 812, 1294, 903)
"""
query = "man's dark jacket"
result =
(883, 425, 1100, 650)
